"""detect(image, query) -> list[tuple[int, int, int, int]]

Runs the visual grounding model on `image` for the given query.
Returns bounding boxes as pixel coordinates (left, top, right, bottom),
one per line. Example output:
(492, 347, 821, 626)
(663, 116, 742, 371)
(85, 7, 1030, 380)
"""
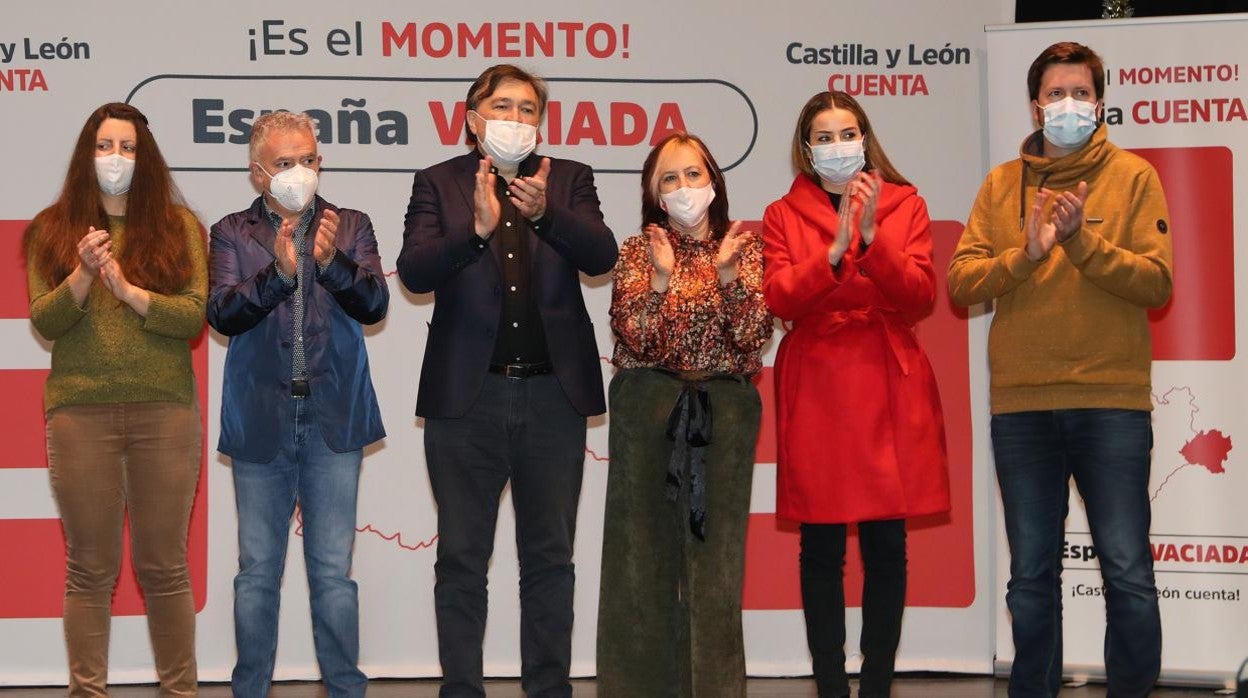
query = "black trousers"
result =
(800, 519, 907, 698)
(425, 373, 587, 698)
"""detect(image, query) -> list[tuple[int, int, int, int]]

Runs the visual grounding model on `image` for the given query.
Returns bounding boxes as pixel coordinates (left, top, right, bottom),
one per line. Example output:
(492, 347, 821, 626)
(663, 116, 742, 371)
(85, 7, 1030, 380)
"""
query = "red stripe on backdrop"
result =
(0, 220, 31, 319)
(2, 220, 52, 470)
(753, 366, 777, 464)
(0, 519, 68, 618)
(743, 221, 976, 610)
(1134, 146, 1236, 361)
(0, 369, 51, 469)
(185, 332, 210, 614)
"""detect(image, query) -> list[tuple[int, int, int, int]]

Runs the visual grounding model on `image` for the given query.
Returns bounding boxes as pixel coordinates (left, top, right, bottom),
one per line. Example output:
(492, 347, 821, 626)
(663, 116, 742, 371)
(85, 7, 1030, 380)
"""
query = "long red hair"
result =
(24, 102, 193, 294)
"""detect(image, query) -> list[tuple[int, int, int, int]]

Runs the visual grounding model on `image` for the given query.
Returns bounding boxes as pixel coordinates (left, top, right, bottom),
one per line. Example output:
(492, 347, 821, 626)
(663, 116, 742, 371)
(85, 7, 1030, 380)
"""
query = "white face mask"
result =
(660, 185, 716, 230)
(809, 139, 866, 186)
(259, 163, 318, 212)
(95, 153, 136, 196)
(473, 112, 538, 169)
(1041, 96, 1098, 150)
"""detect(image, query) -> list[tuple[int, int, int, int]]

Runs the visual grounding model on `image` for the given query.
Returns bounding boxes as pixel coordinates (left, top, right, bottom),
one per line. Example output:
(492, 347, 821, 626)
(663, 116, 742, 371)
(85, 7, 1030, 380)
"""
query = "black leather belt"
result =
(291, 379, 310, 397)
(488, 362, 552, 379)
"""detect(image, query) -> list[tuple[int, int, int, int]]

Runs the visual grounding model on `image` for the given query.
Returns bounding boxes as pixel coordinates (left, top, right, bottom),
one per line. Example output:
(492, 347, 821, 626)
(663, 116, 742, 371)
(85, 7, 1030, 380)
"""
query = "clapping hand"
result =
(850, 172, 882, 245)
(473, 156, 501, 238)
(828, 188, 856, 267)
(312, 209, 339, 266)
(646, 223, 675, 292)
(274, 219, 297, 277)
(76, 227, 112, 277)
(99, 257, 150, 315)
(715, 221, 748, 285)
(510, 157, 550, 222)
(1050, 181, 1087, 242)
(1026, 181, 1088, 261)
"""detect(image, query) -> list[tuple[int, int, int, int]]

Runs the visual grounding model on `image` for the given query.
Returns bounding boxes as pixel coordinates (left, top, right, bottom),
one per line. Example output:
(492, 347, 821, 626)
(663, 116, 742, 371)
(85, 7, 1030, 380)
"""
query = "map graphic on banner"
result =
(1153, 387, 1233, 500)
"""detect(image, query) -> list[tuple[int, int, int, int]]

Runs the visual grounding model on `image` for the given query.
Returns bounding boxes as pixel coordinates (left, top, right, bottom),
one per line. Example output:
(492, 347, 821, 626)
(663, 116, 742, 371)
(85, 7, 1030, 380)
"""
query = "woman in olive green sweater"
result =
(24, 103, 207, 697)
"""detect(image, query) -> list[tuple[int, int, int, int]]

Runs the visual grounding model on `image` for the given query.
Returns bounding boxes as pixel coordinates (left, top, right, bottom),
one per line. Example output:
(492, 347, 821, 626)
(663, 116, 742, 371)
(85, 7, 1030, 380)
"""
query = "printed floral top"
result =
(610, 227, 773, 374)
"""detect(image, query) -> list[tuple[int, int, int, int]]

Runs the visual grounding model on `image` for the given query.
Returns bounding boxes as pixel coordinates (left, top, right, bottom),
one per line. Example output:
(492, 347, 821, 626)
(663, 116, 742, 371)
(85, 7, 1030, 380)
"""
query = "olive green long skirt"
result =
(597, 367, 762, 698)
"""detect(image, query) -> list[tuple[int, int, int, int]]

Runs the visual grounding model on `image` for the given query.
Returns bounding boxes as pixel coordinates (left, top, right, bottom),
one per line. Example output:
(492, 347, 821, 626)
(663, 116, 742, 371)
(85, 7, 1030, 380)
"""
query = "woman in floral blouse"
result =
(596, 132, 773, 698)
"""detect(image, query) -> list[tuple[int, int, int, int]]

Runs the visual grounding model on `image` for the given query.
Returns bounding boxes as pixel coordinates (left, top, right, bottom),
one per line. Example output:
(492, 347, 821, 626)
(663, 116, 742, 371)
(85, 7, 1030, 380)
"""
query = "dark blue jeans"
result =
(230, 398, 367, 698)
(425, 373, 587, 698)
(991, 409, 1161, 698)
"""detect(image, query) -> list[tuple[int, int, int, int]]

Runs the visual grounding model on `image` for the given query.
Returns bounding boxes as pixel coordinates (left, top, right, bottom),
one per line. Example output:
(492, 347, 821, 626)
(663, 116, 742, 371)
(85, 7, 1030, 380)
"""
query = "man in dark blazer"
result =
(208, 110, 388, 698)
(396, 64, 618, 698)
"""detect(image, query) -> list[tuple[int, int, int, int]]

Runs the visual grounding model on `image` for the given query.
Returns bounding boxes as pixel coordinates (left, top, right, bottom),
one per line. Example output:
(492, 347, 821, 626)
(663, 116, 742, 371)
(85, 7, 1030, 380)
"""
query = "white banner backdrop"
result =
(0, 0, 1013, 685)
(985, 15, 1248, 688)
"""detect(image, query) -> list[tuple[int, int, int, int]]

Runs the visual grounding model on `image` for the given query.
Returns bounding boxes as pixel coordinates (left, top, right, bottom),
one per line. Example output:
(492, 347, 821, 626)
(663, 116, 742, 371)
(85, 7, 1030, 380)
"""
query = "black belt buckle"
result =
(489, 362, 552, 379)
(291, 379, 310, 397)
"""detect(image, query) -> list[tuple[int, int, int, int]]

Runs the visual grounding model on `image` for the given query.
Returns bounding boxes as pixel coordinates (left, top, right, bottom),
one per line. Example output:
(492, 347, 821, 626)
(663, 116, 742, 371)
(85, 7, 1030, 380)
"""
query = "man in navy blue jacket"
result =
(208, 110, 388, 698)
(396, 64, 617, 697)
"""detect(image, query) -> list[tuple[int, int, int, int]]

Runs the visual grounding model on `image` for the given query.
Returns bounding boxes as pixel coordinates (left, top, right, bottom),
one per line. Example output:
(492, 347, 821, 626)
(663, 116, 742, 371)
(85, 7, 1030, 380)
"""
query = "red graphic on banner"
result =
(741, 221, 976, 609)
(0, 221, 210, 618)
(354, 523, 438, 552)
(1150, 386, 1234, 502)
(1133, 147, 1236, 360)
(0, 368, 51, 469)
(0, 220, 31, 318)
(753, 366, 777, 465)
(1180, 430, 1232, 474)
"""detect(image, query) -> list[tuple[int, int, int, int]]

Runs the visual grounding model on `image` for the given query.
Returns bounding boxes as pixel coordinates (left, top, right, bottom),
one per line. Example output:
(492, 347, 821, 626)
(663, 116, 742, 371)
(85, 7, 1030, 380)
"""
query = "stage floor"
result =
(0, 677, 1226, 696)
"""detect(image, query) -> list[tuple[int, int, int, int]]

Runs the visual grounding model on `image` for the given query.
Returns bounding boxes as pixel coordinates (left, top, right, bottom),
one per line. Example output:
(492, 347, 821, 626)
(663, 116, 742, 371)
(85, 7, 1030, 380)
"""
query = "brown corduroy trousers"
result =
(46, 401, 201, 697)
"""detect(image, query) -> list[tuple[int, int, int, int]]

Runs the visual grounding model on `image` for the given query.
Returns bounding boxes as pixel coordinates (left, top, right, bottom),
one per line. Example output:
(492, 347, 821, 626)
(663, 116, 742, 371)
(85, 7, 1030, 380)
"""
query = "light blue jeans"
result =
(230, 398, 366, 698)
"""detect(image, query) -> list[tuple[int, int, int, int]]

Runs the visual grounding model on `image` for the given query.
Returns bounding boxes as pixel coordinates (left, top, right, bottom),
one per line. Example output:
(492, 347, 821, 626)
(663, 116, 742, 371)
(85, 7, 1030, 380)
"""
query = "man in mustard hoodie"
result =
(948, 42, 1172, 698)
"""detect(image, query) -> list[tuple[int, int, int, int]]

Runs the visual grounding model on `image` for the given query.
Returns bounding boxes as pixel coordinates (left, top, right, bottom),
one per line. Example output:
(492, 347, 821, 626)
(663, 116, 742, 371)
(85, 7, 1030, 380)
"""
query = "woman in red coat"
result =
(762, 91, 950, 698)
